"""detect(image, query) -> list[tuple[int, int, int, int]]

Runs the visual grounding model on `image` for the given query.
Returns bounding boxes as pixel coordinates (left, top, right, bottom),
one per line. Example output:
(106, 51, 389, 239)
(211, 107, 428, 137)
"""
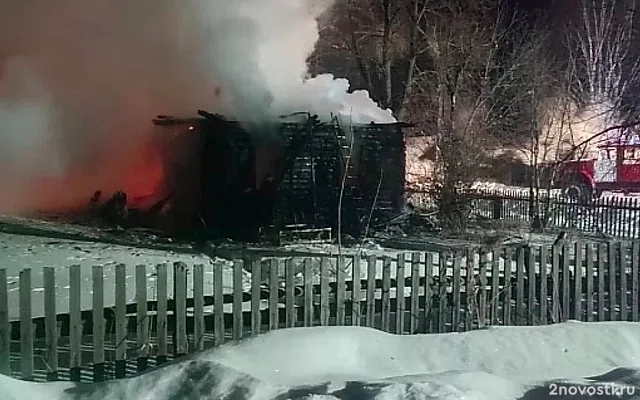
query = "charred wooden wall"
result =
(277, 122, 406, 237)
(154, 113, 406, 241)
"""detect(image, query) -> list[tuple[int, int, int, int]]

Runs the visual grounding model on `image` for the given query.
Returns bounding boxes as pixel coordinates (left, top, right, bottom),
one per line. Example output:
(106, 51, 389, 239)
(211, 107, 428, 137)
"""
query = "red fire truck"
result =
(557, 131, 640, 200)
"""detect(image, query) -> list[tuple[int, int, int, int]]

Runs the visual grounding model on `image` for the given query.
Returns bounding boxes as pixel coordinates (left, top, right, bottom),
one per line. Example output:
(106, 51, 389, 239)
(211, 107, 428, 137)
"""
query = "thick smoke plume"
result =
(0, 0, 393, 214)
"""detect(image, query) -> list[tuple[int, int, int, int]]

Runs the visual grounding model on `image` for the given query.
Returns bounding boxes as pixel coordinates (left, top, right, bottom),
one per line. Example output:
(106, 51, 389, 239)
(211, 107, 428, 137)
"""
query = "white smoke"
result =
(0, 0, 394, 213)
(188, 0, 395, 124)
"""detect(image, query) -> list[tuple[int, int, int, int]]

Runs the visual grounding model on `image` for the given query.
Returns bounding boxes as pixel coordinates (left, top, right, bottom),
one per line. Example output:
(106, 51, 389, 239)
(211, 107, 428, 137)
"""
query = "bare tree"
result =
(311, 0, 431, 120)
(566, 0, 640, 120)
(415, 1, 546, 232)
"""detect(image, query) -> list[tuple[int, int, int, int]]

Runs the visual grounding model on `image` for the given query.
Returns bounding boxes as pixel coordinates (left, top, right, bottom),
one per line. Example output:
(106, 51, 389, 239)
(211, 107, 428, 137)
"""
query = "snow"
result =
(1, 321, 640, 399)
(0, 232, 243, 320)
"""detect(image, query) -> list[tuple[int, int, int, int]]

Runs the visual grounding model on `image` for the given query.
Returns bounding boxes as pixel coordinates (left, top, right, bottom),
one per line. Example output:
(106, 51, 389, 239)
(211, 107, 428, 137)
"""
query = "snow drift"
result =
(2, 322, 640, 399)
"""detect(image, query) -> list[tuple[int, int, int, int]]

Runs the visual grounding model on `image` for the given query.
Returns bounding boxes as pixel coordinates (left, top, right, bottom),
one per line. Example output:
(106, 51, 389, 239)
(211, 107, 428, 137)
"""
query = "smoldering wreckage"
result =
(78, 109, 412, 246)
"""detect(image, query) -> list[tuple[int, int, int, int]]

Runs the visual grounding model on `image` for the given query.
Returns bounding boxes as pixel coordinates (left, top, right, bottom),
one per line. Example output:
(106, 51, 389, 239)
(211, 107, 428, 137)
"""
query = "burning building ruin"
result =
(151, 110, 410, 242)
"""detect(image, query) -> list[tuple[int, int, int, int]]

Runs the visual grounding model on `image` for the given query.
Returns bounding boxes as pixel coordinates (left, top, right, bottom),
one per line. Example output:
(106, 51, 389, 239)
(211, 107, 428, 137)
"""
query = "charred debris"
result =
(87, 110, 411, 245)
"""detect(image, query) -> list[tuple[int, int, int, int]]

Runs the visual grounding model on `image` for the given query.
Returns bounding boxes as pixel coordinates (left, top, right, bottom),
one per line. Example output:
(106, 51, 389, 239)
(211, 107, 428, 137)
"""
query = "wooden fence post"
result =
(516, 247, 525, 325)
(135, 265, 149, 372)
(304, 258, 314, 327)
(424, 252, 434, 333)
(503, 248, 512, 325)
(0, 269, 7, 376)
(381, 256, 391, 332)
(43, 267, 58, 381)
(319, 257, 330, 326)
(212, 262, 225, 346)
(597, 243, 606, 321)
(268, 259, 279, 331)
(585, 243, 594, 322)
(193, 264, 205, 351)
(452, 254, 461, 332)
(574, 242, 583, 321)
(156, 264, 168, 364)
(551, 245, 560, 323)
(633, 241, 640, 322)
(92, 265, 105, 382)
(69, 265, 82, 382)
(232, 260, 244, 340)
(285, 258, 296, 328)
(437, 253, 447, 332)
(539, 246, 548, 325)
(395, 254, 405, 334)
(335, 256, 346, 326)
(19, 269, 33, 381)
(249, 257, 261, 335)
(365, 255, 376, 328)
(608, 242, 618, 321)
(409, 253, 420, 334)
(562, 243, 570, 321)
(352, 255, 362, 326)
(174, 262, 188, 356)
(114, 263, 127, 379)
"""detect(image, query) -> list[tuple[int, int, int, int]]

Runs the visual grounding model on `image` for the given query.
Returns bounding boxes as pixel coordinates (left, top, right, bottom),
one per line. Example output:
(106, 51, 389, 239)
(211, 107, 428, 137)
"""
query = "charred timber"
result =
(152, 110, 408, 242)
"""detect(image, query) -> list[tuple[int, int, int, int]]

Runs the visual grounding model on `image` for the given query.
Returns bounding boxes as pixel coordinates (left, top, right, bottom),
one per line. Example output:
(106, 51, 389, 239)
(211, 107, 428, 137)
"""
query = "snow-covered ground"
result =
(0, 232, 240, 320)
(2, 321, 640, 399)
